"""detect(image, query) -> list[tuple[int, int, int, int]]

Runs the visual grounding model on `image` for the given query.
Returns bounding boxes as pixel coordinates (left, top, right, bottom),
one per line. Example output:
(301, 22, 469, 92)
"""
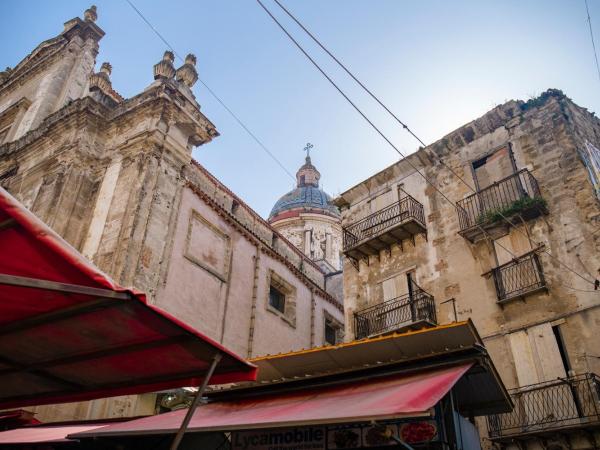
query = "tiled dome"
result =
(269, 186, 340, 221)
(268, 156, 340, 222)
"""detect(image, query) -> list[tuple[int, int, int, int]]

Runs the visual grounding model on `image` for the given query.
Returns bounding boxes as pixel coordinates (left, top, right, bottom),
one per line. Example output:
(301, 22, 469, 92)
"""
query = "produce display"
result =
(399, 421, 438, 443)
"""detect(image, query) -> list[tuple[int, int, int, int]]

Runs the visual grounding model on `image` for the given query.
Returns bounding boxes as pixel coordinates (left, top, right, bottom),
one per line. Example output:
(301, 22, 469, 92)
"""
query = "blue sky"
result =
(2, 1, 599, 217)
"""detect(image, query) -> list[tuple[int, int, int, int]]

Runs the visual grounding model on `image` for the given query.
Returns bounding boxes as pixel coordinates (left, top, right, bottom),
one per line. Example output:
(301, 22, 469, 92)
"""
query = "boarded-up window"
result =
(372, 189, 394, 213)
(493, 231, 533, 266)
(472, 146, 516, 190)
(509, 323, 567, 387)
(381, 270, 416, 301)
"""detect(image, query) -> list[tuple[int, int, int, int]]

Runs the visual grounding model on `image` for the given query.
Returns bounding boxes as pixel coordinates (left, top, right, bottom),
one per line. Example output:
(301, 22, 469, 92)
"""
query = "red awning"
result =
(0, 424, 111, 444)
(0, 187, 257, 409)
(72, 364, 472, 438)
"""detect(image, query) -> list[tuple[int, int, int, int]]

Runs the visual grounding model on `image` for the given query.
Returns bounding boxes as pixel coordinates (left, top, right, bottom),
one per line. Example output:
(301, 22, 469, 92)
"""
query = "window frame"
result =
(268, 284, 286, 314)
(266, 270, 297, 328)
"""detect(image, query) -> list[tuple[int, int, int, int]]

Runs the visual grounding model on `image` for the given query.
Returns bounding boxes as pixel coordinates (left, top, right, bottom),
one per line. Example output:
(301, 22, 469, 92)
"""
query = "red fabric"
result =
(72, 364, 472, 438)
(0, 424, 109, 443)
(0, 187, 256, 409)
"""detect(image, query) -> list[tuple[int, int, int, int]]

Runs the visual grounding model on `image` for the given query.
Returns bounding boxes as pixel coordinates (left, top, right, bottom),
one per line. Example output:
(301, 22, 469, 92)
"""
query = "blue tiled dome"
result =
(269, 185, 340, 220)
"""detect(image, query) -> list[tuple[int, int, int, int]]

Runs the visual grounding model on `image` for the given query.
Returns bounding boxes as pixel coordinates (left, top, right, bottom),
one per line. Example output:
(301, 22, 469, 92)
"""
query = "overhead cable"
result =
(124, 0, 296, 181)
(258, 0, 598, 287)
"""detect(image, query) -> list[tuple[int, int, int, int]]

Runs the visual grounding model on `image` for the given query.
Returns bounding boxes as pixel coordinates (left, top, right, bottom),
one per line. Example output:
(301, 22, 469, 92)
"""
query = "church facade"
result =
(0, 6, 343, 422)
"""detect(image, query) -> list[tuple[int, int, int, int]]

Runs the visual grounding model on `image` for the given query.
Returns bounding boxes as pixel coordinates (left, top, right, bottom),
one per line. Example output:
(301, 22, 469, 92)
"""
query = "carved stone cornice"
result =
(0, 7, 104, 94)
(0, 79, 218, 161)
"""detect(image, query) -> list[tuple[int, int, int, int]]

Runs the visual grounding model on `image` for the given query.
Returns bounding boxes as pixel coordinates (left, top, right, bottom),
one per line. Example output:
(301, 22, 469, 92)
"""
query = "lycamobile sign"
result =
(232, 427, 325, 450)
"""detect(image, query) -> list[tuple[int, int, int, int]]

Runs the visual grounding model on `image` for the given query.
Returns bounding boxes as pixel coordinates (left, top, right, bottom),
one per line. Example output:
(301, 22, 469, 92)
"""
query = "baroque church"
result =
(0, 5, 344, 422)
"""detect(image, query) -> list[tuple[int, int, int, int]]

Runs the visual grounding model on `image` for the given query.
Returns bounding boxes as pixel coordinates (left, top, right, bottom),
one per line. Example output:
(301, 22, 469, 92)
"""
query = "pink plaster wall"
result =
(155, 187, 341, 359)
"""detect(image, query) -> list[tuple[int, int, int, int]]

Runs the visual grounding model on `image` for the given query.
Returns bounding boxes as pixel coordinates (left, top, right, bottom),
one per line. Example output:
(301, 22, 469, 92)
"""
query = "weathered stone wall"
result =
(337, 90, 600, 450)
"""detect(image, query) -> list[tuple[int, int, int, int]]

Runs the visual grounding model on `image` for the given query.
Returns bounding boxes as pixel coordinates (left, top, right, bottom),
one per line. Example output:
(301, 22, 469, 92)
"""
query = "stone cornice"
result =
(0, 81, 218, 159)
(0, 39, 69, 96)
(0, 17, 104, 96)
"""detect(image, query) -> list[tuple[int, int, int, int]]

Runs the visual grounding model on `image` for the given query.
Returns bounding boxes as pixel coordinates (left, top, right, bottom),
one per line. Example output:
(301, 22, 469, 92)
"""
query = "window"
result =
(323, 311, 343, 346)
(552, 324, 572, 376)
(325, 320, 337, 345)
(471, 145, 517, 190)
(266, 271, 297, 327)
(269, 285, 286, 313)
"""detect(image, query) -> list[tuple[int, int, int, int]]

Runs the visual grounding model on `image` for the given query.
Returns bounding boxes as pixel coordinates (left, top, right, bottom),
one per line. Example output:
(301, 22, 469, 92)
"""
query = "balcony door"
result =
(508, 324, 575, 432)
(380, 270, 416, 332)
(471, 145, 521, 215)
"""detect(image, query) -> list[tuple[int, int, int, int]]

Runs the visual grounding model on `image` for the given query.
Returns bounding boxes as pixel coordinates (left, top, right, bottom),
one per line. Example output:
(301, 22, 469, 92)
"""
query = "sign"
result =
(231, 419, 439, 450)
(232, 427, 326, 450)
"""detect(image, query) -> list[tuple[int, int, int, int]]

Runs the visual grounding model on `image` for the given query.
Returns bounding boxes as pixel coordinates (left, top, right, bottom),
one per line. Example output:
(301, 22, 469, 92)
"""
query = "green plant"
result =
(475, 196, 547, 225)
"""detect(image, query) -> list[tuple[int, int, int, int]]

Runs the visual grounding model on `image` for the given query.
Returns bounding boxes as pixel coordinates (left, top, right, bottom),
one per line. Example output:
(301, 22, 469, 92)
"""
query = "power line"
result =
(123, 0, 296, 181)
(585, 0, 600, 84)
(255, 0, 520, 258)
(258, 0, 598, 288)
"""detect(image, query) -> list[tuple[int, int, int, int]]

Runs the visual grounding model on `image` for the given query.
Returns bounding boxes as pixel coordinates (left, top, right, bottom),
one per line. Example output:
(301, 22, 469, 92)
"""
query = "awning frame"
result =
(169, 353, 222, 450)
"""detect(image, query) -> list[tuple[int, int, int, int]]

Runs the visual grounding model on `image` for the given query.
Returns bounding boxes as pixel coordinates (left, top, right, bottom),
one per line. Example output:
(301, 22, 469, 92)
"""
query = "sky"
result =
(1, 1, 599, 218)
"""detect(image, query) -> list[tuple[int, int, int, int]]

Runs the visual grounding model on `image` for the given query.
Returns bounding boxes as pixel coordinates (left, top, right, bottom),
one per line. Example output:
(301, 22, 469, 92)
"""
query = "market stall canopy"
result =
(246, 321, 511, 416)
(0, 424, 111, 444)
(71, 363, 472, 438)
(0, 187, 257, 409)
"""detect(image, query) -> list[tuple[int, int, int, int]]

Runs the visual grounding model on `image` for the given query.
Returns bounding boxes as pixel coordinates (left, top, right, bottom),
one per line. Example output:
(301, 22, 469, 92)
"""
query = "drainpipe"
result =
(246, 246, 261, 358)
(310, 289, 316, 347)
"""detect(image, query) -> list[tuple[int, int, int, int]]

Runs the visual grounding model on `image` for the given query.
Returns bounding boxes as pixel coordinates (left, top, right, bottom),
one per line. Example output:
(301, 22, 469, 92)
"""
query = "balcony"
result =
(457, 169, 547, 242)
(354, 284, 436, 339)
(491, 250, 547, 303)
(343, 195, 426, 261)
(487, 373, 600, 440)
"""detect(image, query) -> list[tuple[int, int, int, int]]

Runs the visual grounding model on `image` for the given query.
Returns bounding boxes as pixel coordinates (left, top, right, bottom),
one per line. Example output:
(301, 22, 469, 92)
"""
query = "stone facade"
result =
(335, 90, 600, 450)
(0, 7, 343, 423)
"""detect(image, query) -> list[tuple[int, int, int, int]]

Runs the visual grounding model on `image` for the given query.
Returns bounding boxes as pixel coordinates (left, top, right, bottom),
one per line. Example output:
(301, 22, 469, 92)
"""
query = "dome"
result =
(269, 185, 340, 222)
(268, 155, 340, 222)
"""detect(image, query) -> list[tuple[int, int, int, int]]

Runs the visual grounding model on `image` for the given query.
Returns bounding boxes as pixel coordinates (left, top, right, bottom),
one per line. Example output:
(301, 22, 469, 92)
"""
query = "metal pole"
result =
(169, 353, 222, 450)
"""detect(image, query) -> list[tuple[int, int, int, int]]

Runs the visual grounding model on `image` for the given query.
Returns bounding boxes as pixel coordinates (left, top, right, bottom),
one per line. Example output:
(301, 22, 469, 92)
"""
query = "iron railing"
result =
(343, 195, 425, 252)
(492, 250, 546, 302)
(457, 169, 544, 233)
(354, 284, 436, 339)
(487, 373, 600, 438)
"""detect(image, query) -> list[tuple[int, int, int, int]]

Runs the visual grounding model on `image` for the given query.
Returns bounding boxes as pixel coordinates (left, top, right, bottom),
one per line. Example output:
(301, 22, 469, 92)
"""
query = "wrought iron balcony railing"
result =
(343, 195, 426, 260)
(354, 284, 436, 339)
(487, 373, 600, 439)
(457, 169, 547, 241)
(491, 250, 547, 302)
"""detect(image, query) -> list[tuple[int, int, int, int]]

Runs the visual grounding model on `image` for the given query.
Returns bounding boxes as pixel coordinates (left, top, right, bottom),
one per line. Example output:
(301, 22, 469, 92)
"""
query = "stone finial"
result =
(175, 53, 198, 87)
(84, 5, 97, 22)
(89, 62, 111, 91)
(89, 62, 123, 102)
(100, 62, 112, 75)
(185, 54, 197, 66)
(153, 50, 176, 80)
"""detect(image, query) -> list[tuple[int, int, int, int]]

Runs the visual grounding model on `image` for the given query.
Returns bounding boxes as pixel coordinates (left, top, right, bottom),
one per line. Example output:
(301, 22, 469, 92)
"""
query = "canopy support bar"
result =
(170, 352, 223, 450)
(0, 273, 130, 299)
